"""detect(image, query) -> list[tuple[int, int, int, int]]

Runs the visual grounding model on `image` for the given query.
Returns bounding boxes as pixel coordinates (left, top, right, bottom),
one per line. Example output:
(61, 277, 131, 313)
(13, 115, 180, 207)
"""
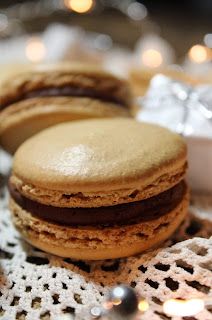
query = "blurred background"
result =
(0, 0, 211, 94)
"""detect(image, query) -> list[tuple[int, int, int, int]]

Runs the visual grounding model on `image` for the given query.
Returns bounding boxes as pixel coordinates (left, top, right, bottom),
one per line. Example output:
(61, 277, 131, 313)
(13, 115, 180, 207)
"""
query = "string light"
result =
(141, 49, 163, 68)
(64, 0, 94, 13)
(25, 37, 46, 62)
(188, 44, 210, 63)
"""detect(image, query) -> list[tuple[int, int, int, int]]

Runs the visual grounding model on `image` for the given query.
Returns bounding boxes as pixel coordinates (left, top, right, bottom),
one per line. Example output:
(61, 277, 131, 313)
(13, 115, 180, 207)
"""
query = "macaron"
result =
(0, 64, 132, 154)
(9, 118, 189, 260)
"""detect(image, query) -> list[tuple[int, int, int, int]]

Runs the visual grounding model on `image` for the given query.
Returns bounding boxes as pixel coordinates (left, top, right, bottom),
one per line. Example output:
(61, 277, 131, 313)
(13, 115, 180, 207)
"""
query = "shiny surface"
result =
(107, 285, 138, 319)
(13, 119, 187, 193)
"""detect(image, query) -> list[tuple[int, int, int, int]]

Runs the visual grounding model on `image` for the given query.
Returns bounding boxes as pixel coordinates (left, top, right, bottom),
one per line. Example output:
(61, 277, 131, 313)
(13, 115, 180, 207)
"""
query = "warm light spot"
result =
(102, 301, 113, 310)
(141, 49, 163, 68)
(25, 37, 46, 62)
(163, 298, 205, 317)
(64, 0, 94, 13)
(112, 298, 122, 306)
(188, 45, 209, 63)
(138, 299, 149, 312)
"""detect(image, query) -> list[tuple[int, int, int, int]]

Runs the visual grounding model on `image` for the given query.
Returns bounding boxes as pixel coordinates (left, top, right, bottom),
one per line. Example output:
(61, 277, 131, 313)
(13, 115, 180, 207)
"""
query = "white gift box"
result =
(137, 74, 212, 193)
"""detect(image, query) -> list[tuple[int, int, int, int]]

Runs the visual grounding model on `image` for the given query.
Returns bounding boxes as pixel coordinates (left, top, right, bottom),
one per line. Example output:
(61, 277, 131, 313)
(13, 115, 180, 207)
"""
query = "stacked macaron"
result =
(9, 118, 189, 260)
(0, 64, 132, 154)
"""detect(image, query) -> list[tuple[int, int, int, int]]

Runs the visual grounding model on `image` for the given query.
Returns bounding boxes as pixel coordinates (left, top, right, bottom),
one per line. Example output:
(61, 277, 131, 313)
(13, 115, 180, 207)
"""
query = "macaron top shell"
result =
(0, 63, 132, 110)
(13, 119, 187, 194)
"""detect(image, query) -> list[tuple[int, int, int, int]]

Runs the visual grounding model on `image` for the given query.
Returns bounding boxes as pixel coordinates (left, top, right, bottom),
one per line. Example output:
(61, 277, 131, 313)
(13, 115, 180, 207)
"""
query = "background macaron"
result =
(0, 63, 132, 154)
(9, 118, 188, 260)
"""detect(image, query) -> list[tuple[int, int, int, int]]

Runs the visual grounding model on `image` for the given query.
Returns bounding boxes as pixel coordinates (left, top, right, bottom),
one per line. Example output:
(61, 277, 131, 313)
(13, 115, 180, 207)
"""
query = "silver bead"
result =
(106, 285, 138, 320)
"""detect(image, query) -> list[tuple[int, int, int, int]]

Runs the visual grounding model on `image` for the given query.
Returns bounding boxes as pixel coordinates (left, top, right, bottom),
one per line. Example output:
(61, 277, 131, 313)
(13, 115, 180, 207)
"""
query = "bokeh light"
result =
(64, 0, 94, 13)
(138, 299, 149, 312)
(127, 2, 147, 21)
(163, 298, 205, 317)
(25, 37, 46, 62)
(204, 34, 212, 48)
(141, 49, 163, 68)
(188, 44, 209, 63)
(0, 14, 8, 32)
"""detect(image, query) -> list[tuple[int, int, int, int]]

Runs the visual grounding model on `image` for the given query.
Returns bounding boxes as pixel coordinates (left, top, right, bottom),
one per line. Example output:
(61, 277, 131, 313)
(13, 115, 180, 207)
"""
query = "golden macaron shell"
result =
(9, 118, 188, 259)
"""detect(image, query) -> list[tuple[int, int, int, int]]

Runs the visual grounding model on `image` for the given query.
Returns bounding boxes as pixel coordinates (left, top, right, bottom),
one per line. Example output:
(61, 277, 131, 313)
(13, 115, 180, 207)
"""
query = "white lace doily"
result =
(0, 151, 212, 320)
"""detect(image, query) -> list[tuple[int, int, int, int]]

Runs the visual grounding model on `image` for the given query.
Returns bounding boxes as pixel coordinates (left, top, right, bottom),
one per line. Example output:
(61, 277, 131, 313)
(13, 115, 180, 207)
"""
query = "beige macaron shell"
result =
(10, 187, 189, 260)
(13, 119, 187, 195)
(0, 97, 129, 154)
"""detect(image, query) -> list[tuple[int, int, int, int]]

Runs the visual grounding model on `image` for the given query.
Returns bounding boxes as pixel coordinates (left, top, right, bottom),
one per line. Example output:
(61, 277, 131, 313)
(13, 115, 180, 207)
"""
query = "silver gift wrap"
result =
(137, 74, 212, 192)
(137, 74, 212, 138)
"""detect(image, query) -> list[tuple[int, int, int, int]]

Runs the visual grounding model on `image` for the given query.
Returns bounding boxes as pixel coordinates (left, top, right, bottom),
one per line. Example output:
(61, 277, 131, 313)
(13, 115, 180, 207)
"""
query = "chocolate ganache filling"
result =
(0, 86, 128, 111)
(9, 181, 186, 227)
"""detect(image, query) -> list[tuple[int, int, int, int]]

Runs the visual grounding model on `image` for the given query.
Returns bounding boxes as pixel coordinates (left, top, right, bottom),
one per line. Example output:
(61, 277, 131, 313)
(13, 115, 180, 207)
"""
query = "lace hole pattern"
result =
(0, 155, 212, 320)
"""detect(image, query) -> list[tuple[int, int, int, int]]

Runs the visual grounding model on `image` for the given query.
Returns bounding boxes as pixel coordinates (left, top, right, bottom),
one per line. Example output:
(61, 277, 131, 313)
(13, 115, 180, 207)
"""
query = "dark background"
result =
(1, 0, 212, 59)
